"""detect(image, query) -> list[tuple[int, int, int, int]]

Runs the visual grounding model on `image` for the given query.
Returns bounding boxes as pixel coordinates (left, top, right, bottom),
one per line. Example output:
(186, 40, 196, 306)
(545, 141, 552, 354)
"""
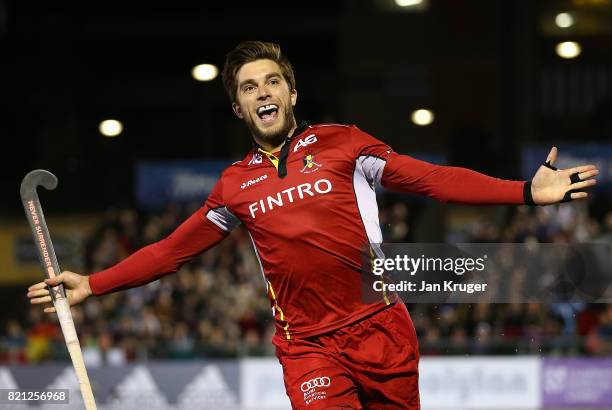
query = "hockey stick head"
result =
(20, 170, 58, 201)
(20, 168, 66, 297)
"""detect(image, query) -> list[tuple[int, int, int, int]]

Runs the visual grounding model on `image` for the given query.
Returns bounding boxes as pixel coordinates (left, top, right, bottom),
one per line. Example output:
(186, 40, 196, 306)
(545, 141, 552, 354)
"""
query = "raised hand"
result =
(531, 147, 598, 205)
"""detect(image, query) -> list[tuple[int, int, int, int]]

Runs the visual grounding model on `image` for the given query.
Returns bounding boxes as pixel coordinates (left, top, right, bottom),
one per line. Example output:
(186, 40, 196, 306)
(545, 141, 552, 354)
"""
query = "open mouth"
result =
(256, 104, 279, 123)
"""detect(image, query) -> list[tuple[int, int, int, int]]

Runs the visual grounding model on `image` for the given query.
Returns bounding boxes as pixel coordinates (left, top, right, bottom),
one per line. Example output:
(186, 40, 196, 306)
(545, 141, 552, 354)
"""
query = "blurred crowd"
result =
(384, 196, 612, 357)
(1, 196, 611, 364)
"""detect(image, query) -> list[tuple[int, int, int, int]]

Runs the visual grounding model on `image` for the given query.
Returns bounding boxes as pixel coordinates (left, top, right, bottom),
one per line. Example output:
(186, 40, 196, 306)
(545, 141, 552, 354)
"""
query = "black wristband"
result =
(523, 181, 535, 205)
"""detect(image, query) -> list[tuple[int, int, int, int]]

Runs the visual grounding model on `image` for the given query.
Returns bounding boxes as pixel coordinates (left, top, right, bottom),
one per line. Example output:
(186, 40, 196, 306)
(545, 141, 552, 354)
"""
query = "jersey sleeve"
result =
(89, 178, 241, 295)
(381, 152, 527, 204)
(349, 125, 394, 186)
(348, 125, 527, 204)
(202, 176, 242, 232)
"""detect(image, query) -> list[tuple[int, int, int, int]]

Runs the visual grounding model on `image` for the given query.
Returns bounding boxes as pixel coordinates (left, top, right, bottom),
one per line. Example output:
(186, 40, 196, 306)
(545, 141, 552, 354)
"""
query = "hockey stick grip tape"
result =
(55, 298, 97, 410)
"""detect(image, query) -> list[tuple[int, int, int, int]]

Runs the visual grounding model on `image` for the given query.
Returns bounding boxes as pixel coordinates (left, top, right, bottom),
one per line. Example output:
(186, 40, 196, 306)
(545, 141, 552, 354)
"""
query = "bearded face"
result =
(232, 59, 297, 149)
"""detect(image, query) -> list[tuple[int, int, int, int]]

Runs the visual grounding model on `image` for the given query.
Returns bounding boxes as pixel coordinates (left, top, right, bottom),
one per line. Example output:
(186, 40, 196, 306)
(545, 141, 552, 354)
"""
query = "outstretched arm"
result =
(88, 209, 229, 295)
(381, 153, 527, 204)
(380, 147, 597, 205)
(27, 208, 230, 312)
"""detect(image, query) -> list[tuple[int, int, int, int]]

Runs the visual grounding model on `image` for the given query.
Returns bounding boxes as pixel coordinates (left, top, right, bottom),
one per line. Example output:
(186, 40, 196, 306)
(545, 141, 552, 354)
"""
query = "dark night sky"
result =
(1, 0, 610, 214)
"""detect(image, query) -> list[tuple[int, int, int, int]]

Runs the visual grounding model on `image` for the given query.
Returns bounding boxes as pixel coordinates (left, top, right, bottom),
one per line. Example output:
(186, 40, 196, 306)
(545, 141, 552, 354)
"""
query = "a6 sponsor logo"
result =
(293, 134, 317, 152)
(301, 376, 331, 392)
(248, 153, 263, 165)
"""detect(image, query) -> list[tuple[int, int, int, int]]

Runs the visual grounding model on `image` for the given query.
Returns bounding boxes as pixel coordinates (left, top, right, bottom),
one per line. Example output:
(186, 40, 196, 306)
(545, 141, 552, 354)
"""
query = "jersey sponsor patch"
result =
(293, 134, 317, 152)
(301, 376, 331, 405)
(240, 174, 268, 189)
(248, 179, 333, 218)
(248, 153, 263, 165)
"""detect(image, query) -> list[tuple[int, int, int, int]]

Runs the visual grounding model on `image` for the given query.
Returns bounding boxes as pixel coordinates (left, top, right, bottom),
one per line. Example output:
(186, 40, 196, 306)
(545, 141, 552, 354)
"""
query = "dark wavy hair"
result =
(222, 41, 296, 102)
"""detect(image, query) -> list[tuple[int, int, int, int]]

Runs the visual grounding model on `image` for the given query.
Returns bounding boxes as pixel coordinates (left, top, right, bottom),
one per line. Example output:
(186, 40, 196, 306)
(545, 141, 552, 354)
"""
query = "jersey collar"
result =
(252, 120, 309, 178)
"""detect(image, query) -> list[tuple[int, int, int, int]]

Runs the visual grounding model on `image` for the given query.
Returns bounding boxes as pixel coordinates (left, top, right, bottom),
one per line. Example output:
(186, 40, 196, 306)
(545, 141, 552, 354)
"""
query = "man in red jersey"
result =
(27, 42, 598, 409)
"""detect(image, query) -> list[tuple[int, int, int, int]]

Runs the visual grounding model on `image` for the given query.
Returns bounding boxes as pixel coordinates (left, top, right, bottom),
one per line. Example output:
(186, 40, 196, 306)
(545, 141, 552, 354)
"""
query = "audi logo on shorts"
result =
(300, 376, 331, 392)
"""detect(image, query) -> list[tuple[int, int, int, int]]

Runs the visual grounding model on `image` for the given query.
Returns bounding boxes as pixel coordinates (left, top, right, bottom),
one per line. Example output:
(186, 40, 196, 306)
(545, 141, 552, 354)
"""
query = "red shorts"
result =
(274, 303, 420, 410)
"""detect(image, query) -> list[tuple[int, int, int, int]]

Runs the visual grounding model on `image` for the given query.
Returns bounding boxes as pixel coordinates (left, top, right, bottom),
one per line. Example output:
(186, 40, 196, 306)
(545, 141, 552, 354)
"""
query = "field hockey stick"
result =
(20, 169, 97, 410)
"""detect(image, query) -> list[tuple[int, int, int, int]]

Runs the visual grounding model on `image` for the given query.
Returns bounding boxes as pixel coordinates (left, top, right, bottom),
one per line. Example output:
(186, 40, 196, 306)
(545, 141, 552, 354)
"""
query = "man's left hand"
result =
(531, 147, 599, 205)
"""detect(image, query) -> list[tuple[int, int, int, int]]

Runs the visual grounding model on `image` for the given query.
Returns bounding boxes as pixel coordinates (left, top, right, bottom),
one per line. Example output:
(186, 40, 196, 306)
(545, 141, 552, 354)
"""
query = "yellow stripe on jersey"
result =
(258, 148, 279, 170)
(267, 280, 291, 340)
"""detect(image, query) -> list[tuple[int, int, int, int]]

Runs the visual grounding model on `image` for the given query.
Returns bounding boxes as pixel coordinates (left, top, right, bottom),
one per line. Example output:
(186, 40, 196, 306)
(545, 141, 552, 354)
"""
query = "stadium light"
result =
(395, 0, 423, 6)
(556, 41, 582, 59)
(411, 109, 434, 126)
(99, 119, 123, 137)
(555, 12, 574, 28)
(192, 64, 219, 81)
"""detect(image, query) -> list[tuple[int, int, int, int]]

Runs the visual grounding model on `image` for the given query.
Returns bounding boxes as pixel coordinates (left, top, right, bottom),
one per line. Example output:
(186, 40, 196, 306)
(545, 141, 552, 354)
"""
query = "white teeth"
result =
(257, 104, 278, 115)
